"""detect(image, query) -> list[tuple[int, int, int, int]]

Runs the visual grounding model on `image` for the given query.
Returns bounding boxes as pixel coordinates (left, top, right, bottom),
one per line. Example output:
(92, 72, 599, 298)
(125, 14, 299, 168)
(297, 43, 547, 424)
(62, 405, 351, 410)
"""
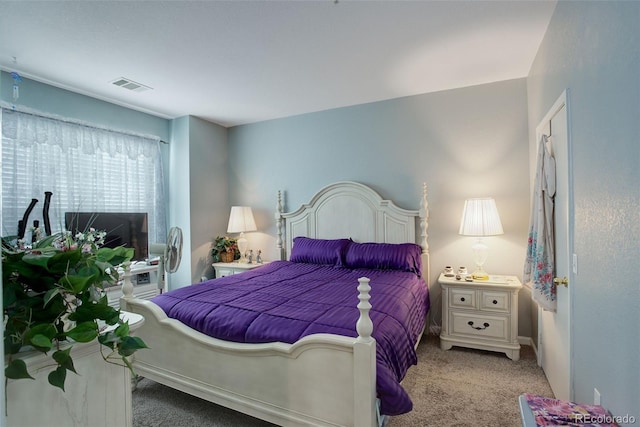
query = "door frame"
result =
(534, 89, 575, 400)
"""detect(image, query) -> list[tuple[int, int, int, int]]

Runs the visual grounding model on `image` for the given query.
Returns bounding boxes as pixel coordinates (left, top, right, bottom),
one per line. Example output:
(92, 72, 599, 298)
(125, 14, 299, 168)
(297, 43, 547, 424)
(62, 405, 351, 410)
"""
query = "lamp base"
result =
(470, 239, 490, 280)
(237, 234, 248, 263)
(472, 270, 489, 281)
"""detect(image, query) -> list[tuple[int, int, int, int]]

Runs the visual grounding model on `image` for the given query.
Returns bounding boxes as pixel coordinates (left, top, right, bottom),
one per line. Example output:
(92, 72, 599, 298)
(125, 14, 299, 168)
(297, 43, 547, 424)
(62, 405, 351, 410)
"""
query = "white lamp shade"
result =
(227, 206, 257, 233)
(459, 198, 504, 236)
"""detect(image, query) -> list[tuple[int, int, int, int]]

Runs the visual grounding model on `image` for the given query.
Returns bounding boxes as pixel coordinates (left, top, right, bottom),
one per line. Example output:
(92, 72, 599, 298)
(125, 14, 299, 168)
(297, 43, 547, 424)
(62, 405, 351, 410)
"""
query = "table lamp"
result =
(459, 198, 504, 280)
(227, 206, 257, 263)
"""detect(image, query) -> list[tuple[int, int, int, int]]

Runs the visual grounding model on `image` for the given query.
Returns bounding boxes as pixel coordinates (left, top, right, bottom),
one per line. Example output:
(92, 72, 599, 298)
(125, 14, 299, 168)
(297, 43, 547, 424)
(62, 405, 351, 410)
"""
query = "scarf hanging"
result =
(524, 135, 557, 311)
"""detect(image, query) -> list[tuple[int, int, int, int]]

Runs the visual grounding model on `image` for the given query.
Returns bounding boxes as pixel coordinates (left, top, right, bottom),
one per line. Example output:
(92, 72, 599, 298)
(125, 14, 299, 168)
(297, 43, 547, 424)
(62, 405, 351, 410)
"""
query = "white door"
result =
(536, 90, 573, 400)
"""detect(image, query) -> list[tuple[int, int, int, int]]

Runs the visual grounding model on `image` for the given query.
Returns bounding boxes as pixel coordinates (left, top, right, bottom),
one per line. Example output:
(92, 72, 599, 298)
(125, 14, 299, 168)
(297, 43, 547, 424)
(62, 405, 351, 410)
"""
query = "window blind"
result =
(1, 108, 166, 248)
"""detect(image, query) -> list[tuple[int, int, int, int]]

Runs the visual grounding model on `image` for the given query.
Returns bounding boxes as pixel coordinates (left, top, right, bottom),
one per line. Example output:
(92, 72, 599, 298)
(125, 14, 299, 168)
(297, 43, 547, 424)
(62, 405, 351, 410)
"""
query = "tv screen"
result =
(65, 212, 148, 261)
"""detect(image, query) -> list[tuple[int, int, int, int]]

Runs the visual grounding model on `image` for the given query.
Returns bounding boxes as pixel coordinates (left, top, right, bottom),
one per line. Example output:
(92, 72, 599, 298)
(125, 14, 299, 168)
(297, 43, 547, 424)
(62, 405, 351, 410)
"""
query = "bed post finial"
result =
(356, 277, 373, 342)
(275, 190, 284, 260)
(419, 182, 429, 253)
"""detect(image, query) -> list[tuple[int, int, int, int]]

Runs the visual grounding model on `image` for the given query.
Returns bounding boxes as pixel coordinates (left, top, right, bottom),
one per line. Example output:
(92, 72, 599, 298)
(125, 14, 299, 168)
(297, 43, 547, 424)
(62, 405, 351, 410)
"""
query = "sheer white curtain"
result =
(1, 108, 166, 248)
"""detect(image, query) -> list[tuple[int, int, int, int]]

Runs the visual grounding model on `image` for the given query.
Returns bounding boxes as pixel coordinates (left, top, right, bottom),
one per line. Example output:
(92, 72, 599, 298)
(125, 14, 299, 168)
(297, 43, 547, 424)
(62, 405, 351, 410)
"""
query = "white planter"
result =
(5, 312, 144, 427)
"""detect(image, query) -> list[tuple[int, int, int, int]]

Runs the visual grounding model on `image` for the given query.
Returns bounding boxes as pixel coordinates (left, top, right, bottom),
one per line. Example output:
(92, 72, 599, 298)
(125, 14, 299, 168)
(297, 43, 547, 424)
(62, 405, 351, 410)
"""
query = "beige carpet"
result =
(388, 335, 552, 426)
(133, 335, 552, 426)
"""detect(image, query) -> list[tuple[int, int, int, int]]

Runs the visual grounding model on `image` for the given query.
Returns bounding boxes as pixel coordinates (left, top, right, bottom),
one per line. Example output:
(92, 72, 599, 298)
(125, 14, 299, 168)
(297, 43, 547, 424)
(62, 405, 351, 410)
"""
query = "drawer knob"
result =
(460, 297, 465, 302)
(467, 321, 490, 331)
(492, 299, 498, 305)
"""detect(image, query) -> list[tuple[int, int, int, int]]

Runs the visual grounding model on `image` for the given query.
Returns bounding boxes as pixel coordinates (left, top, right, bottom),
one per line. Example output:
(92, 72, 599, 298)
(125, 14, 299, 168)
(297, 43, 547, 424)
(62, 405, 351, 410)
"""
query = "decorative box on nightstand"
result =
(439, 273, 522, 360)
(212, 262, 268, 278)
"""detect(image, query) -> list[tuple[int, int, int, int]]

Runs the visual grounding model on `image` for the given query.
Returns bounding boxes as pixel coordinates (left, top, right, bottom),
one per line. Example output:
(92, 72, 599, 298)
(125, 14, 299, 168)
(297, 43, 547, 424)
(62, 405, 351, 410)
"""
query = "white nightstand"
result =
(212, 262, 268, 278)
(439, 273, 522, 360)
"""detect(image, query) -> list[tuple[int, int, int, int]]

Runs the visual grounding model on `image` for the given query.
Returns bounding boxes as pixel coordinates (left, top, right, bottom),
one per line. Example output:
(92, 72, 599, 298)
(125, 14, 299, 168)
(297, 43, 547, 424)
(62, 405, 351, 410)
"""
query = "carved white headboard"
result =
(275, 181, 429, 264)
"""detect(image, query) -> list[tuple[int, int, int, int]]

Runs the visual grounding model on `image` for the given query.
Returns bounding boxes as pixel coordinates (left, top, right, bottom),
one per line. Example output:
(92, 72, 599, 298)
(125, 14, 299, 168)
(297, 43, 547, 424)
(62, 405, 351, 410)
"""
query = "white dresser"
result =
(5, 312, 144, 427)
(439, 273, 522, 360)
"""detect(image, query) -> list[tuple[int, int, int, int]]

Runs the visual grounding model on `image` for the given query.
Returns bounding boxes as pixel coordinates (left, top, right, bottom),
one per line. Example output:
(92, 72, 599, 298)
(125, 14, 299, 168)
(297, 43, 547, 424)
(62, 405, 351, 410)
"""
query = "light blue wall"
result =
(527, 1, 639, 419)
(187, 116, 228, 283)
(227, 78, 533, 336)
(0, 71, 170, 141)
(167, 116, 192, 289)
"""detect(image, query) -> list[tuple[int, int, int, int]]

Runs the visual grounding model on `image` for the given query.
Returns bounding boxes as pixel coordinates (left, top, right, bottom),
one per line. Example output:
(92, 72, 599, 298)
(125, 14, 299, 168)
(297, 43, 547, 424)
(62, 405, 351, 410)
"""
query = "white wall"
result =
(227, 78, 533, 336)
(527, 1, 639, 419)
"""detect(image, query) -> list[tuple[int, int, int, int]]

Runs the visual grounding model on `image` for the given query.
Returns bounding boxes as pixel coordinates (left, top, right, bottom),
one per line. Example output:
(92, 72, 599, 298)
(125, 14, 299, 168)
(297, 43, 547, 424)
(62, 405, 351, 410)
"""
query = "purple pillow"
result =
(344, 242, 422, 275)
(289, 237, 351, 266)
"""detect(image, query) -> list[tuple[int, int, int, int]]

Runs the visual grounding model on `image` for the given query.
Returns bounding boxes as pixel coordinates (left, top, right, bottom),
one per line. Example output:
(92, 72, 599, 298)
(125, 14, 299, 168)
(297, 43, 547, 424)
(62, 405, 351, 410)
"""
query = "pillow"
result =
(289, 237, 351, 266)
(344, 241, 422, 275)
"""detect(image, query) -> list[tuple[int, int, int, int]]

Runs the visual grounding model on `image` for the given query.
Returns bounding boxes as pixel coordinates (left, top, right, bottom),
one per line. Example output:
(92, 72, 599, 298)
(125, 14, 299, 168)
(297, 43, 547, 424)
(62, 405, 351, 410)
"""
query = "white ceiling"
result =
(0, 1, 556, 127)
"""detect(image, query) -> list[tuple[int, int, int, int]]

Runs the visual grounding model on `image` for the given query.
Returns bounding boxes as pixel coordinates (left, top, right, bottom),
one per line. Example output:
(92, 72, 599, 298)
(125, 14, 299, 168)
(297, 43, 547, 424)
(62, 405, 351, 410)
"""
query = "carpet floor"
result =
(133, 335, 553, 426)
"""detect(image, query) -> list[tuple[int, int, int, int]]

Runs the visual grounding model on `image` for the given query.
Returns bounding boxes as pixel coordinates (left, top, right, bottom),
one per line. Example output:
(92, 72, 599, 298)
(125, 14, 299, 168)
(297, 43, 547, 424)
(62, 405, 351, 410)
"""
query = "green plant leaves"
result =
(98, 322, 148, 356)
(5, 359, 35, 380)
(3, 232, 146, 392)
(96, 246, 134, 266)
(60, 273, 94, 293)
(43, 288, 62, 307)
(48, 366, 67, 391)
(21, 252, 55, 269)
(65, 322, 98, 343)
(25, 324, 56, 351)
(29, 334, 53, 350)
(118, 336, 148, 357)
(52, 348, 77, 374)
(68, 302, 119, 324)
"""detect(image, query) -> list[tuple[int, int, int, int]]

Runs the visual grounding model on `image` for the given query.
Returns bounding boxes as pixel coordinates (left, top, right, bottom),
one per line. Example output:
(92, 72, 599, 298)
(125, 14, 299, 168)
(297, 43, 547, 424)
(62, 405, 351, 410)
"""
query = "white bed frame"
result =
(121, 181, 429, 427)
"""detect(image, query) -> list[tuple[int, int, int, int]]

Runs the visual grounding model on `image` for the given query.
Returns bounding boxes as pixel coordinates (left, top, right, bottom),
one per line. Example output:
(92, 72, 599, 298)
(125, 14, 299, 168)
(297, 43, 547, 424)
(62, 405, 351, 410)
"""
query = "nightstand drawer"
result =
(450, 311, 510, 341)
(480, 290, 510, 312)
(216, 267, 236, 277)
(449, 288, 476, 309)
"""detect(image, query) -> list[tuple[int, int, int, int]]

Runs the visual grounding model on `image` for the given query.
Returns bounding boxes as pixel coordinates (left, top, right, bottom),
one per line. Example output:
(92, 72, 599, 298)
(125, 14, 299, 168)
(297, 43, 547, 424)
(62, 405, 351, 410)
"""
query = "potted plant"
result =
(211, 236, 239, 263)
(2, 228, 148, 391)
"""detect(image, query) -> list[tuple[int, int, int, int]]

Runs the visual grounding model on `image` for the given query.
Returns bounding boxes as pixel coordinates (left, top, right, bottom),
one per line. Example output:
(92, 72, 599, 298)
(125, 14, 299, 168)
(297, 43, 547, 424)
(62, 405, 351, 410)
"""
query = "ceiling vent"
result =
(110, 77, 152, 92)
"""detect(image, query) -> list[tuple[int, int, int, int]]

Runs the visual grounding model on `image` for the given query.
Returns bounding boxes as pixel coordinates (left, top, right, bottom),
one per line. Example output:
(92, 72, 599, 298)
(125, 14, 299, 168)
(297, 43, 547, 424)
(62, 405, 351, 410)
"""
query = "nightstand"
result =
(439, 273, 522, 360)
(212, 262, 268, 278)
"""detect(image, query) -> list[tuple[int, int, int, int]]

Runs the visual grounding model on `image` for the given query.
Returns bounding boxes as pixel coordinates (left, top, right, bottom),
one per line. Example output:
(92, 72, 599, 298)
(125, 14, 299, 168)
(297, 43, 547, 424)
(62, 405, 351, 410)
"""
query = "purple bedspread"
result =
(152, 261, 430, 415)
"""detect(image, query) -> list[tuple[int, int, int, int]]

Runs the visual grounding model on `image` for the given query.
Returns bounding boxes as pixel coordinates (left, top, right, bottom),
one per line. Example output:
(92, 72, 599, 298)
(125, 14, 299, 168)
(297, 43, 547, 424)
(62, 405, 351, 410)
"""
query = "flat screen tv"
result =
(65, 212, 148, 261)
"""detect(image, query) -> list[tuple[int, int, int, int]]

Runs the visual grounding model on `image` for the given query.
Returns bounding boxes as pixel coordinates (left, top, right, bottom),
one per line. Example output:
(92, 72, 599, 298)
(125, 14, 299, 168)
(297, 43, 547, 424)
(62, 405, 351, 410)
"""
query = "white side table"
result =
(439, 273, 522, 360)
(212, 261, 269, 278)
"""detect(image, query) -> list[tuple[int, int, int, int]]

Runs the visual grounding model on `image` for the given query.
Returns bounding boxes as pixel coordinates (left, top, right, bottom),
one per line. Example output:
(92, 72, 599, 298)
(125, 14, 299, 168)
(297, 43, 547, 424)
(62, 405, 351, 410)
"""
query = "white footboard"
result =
(121, 276, 377, 427)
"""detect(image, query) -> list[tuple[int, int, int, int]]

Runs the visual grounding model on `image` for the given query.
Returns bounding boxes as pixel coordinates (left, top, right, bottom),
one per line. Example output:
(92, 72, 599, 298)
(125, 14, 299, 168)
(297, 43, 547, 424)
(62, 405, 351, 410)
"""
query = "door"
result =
(536, 90, 573, 400)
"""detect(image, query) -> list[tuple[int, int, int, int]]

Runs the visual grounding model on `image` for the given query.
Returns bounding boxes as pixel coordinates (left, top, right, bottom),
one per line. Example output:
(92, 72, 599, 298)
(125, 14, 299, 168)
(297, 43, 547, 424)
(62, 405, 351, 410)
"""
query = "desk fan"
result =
(149, 226, 183, 293)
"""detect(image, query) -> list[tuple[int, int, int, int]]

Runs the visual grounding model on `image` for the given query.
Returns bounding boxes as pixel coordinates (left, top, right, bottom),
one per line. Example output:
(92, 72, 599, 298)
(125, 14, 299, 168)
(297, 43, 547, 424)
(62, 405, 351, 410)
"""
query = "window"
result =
(1, 108, 166, 251)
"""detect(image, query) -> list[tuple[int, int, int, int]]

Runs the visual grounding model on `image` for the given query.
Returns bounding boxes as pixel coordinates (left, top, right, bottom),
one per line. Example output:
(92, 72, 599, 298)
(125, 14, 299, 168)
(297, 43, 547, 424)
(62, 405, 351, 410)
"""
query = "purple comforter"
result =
(152, 261, 430, 415)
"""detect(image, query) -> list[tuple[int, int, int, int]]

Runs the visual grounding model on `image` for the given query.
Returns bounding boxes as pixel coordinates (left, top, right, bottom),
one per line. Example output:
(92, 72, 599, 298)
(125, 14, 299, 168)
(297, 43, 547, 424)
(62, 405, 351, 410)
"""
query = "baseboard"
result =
(518, 336, 539, 361)
(518, 336, 533, 347)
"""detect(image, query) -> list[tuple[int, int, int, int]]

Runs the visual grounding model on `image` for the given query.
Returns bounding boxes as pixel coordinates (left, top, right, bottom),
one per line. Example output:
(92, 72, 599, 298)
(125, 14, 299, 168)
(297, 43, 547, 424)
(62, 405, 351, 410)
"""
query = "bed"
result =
(121, 181, 430, 427)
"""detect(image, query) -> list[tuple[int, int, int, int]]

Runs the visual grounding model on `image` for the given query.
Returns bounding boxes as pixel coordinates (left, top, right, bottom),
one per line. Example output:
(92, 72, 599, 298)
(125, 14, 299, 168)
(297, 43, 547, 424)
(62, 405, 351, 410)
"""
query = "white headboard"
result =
(275, 181, 429, 265)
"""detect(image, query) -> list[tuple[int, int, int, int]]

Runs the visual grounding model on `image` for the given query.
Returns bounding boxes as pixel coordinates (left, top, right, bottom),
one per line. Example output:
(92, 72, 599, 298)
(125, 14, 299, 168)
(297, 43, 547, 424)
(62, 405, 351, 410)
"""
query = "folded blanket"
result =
(524, 393, 618, 426)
